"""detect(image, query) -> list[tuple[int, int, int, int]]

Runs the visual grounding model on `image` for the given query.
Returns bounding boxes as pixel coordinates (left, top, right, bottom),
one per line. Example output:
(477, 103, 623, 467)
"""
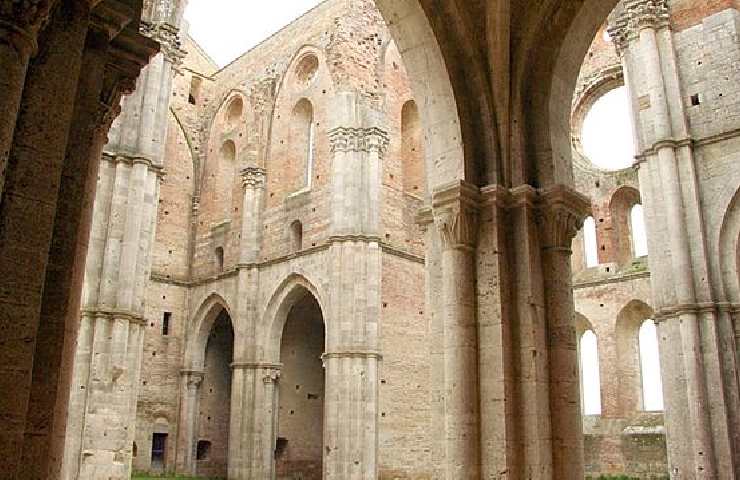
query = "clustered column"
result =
(225, 363, 282, 479)
(432, 182, 481, 479)
(0, 3, 157, 478)
(174, 370, 204, 475)
(62, 16, 185, 480)
(323, 113, 387, 479)
(610, 1, 740, 476)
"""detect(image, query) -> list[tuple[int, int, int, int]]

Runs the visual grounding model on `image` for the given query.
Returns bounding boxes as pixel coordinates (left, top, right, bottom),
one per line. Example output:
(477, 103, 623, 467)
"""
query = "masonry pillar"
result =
(63, 16, 184, 480)
(537, 186, 591, 480)
(226, 363, 281, 479)
(0, 1, 56, 201)
(321, 106, 386, 479)
(431, 182, 481, 479)
(174, 370, 203, 475)
(0, 3, 94, 477)
(610, 1, 740, 477)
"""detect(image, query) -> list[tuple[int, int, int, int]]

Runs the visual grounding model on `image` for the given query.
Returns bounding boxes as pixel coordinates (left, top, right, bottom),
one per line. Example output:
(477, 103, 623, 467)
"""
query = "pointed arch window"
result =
(639, 319, 664, 411)
(631, 204, 648, 258)
(401, 99, 424, 196)
(580, 330, 602, 415)
(293, 99, 315, 189)
(584, 216, 599, 267)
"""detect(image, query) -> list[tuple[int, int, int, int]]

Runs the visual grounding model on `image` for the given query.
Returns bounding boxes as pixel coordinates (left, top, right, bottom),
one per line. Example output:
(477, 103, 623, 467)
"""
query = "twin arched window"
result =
(579, 318, 664, 417)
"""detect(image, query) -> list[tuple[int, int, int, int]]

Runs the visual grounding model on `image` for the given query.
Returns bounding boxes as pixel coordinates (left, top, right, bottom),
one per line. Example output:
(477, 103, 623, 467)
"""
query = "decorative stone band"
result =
(0, 0, 56, 54)
(608, 0, 671, 53)
(180, 369, 205, 388)
(328, 234, 382, 244)
(634, 137, 692, 167)
(230, 363, 283, 384)
(431, 180, 481, 252)
(329, 126, 390, 157)
(321, 351, 383, 365)
(139, 20, 185, 66)
(80, 307, 146, 326)
(230, 361, 283, 371)
(653, 301, 740, 323)
(241, 166, 267, 189)
(101, 151, 166, 176)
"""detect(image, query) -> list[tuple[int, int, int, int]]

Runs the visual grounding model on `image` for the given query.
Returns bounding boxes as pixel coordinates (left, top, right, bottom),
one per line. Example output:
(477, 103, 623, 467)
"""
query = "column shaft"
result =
(0, 3, 90, 476)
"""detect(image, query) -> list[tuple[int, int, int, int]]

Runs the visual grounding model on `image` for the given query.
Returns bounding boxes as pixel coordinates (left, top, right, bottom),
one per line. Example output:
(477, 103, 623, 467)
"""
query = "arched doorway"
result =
(275, 290, 326, 479)
(196, 308, 234, 478)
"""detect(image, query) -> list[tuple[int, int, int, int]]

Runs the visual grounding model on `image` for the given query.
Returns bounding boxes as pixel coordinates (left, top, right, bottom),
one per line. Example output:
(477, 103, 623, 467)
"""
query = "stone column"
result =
(175, 370, 203, 475)
(31, 16, 152, 478)
(239, 167, 267, 264)
(328, 93, 388, 236)
(431, 181, 481, 479)
(324, 114, 386, 479)
(322, 351, 381, 480)
(227, 363, 281, 479)
(63, 16, 183, 480)
(0, 3, 92, 477)
(0, 0, 56, 201)
(610, 1, 740, 477)
(537, 185, 590, 480)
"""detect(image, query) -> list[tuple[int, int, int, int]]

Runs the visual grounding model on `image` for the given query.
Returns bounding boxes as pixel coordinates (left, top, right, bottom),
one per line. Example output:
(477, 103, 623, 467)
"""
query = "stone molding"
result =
(101, 151, 165, 175)
(322, 351, 383, 361)
(432, 181, 481, 252)
(241, 166, 267, 189)
(230, 362, 282, 371)
(329, 126, 389, 157)
(81, 307, 146, 325)
(653, 301, 740, 323)
(609, 0, 671, 52)
(0, 0, 55, 54)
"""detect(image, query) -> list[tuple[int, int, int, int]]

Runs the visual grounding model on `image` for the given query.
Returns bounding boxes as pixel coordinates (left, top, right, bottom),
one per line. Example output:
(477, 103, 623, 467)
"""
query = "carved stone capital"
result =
(180, 370, 204, 389)
(608, 0, 670, 53)
(536, 185, 592, 251)
(0, 0, 56, 54)
(241, 166, 266, 189)
(432, 181, 481, 251)
(94, 26, 159, 136)
(329, 127, 390, 157)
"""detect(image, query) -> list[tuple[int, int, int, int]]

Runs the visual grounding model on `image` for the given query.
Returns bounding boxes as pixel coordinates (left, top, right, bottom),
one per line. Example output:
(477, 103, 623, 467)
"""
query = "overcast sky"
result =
(184, 0, 324, 67)
(582, 86, 637, 170)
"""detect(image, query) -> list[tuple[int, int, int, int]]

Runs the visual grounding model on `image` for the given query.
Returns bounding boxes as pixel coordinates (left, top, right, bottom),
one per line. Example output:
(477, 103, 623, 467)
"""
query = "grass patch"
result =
(131, 473, 224, 480)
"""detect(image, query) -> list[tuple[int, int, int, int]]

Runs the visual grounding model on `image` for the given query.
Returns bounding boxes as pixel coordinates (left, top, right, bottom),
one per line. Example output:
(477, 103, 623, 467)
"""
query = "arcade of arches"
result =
(0, 0, 738, 479)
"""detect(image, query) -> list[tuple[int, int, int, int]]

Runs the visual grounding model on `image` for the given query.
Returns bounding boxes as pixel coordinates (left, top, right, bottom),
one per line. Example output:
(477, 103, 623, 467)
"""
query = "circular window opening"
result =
(295, 53, 319, 88)
(581, 86, 636, 171)
(227, 96, 243, 125)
